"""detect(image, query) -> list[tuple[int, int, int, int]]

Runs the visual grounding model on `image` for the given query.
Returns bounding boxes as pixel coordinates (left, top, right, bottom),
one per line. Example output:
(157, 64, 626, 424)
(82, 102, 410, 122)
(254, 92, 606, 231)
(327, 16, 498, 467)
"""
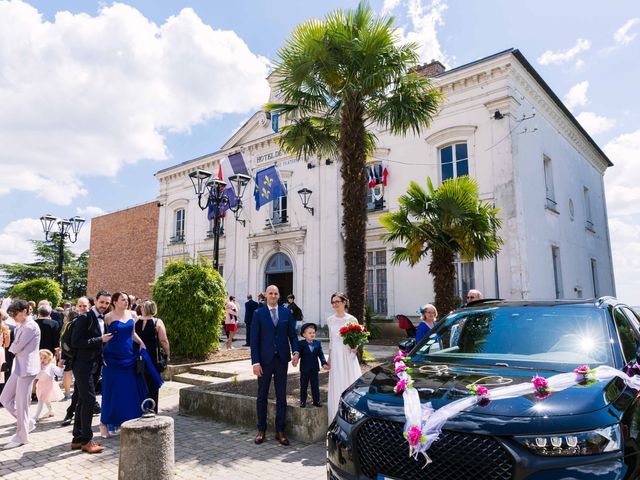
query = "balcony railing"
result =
(169, 234, 185, 245)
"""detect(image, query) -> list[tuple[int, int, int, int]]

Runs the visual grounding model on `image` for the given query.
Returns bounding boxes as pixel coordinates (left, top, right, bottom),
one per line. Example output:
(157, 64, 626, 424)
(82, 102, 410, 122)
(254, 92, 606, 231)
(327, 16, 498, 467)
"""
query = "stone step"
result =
(188, 366, 237, 378)
(173, 372, 232, 386)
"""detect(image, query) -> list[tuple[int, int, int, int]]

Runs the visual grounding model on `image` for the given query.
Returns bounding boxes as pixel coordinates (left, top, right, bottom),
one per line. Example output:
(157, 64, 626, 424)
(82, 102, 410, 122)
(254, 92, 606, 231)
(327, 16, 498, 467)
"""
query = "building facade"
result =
(87, 201, 160, 299)
(155, 49, 615, 323)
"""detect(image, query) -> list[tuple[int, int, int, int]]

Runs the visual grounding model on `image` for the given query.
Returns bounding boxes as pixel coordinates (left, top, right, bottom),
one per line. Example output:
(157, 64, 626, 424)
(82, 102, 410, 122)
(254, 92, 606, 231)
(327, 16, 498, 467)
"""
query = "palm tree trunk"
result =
(429, 247, 456, 318)
(339, 99, 367, 324)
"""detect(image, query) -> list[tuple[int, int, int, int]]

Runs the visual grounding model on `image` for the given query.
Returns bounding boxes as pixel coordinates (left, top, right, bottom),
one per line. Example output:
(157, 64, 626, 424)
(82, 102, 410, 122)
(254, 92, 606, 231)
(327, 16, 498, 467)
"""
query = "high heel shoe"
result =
(99, 424, 111, 439)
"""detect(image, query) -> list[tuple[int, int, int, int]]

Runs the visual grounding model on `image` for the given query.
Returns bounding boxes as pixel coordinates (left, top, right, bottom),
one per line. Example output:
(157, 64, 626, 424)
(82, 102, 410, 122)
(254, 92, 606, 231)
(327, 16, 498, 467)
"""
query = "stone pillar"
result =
(118, 415, 175, 480)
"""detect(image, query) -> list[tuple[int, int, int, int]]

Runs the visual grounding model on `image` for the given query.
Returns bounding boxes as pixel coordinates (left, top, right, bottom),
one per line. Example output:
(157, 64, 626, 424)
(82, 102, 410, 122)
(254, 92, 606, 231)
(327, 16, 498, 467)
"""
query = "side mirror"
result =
(398, 338, 415, 353)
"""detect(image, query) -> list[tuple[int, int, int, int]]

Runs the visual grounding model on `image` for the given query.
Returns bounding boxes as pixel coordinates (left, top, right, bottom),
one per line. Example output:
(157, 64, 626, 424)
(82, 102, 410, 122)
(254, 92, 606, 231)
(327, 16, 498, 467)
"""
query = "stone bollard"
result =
(118, 404, 175, 480)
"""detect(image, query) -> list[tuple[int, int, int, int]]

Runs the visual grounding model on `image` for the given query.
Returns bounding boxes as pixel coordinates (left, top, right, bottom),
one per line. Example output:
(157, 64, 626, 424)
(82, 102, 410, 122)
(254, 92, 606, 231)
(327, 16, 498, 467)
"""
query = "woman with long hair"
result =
(326, 292, 362, 423)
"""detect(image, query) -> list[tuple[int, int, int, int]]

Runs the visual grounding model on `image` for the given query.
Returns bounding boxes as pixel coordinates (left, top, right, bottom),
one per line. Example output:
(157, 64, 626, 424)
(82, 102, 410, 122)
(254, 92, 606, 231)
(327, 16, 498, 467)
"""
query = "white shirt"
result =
(91, 306, 105, 335)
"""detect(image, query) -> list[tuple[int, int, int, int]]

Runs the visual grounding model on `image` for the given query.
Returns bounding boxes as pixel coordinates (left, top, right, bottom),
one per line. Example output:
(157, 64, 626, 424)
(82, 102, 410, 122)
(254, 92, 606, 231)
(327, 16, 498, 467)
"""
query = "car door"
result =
(612, 307, 640, 366)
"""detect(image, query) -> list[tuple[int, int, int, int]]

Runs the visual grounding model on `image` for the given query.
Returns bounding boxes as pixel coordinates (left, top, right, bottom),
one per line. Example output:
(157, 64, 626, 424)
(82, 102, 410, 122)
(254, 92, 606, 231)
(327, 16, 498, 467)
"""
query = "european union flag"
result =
(253, 165, 286, 211)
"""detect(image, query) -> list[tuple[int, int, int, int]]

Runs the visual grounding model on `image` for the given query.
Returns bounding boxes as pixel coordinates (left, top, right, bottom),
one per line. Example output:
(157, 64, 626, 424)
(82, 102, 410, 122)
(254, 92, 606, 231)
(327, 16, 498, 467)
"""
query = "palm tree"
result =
(266, 2, 442, 322)
(380, 176, 503, 316)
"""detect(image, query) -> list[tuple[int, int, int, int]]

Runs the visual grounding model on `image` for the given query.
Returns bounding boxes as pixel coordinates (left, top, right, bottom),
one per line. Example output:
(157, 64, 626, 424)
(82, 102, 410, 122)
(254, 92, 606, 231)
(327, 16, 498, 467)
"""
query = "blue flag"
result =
(254, 165, 286, 211)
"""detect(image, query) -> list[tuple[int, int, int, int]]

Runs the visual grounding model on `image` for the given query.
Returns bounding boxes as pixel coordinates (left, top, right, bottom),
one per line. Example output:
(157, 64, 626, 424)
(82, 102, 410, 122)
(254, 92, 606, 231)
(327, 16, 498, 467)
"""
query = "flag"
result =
(207, 152, 249, 220)
(253, 165, 286, 211)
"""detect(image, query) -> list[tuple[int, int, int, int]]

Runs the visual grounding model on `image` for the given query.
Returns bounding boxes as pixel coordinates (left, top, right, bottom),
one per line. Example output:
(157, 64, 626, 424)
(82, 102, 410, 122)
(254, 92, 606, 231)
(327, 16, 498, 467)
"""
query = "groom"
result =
(250, 285, 299, 446)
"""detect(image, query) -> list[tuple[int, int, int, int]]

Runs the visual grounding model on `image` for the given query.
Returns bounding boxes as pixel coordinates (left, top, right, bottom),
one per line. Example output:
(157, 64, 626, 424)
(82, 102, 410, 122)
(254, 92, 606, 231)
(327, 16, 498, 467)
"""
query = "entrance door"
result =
(264, 252, 294, 304)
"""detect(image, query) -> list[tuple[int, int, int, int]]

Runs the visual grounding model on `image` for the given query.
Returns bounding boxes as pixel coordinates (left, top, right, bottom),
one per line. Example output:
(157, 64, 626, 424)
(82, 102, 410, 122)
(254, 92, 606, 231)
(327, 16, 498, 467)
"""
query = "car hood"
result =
(352, 363, 626, 420)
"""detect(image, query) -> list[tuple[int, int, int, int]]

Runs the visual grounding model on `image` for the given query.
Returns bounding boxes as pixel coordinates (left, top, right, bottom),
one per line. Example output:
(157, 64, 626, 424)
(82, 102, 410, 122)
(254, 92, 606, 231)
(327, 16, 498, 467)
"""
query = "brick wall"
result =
(87, 201, 159, 300)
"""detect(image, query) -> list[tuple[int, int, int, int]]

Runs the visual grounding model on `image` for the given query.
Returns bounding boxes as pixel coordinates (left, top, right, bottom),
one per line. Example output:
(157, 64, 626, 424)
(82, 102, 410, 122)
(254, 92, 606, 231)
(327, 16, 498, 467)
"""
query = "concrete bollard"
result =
(118, 413, 175, 480)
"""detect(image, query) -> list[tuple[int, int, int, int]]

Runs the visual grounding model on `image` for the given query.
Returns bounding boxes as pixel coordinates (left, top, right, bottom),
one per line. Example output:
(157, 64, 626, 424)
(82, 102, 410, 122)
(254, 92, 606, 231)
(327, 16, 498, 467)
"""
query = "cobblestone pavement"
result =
(0, 381, 327, 480)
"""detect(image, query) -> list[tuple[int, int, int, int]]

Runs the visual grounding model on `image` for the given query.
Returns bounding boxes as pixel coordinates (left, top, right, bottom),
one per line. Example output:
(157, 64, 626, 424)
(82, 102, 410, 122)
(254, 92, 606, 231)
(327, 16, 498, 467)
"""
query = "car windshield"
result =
(413, 305, 614, 370)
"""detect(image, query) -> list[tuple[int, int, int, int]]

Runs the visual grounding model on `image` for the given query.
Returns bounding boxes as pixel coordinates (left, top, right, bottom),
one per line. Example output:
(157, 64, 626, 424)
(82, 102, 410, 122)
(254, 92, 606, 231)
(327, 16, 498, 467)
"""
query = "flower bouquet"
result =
(339, 321, 370, 358)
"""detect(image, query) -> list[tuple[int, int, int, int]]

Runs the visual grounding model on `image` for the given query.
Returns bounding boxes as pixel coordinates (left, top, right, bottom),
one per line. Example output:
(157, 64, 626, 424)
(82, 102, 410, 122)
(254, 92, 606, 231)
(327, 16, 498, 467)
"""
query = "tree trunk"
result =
(338, 99, 368, 325)
(429, 247, 456, 319)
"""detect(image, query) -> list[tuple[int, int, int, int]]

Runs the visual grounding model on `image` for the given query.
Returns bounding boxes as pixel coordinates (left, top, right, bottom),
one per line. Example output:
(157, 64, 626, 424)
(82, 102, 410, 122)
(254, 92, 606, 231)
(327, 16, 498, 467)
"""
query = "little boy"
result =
(299, 323, 329, 408)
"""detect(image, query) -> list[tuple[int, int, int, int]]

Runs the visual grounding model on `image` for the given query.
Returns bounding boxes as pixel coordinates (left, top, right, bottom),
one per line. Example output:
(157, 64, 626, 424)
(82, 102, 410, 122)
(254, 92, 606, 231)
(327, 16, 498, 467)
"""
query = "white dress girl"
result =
(327, 313, 362, 423)
(33, 362, 64, 421)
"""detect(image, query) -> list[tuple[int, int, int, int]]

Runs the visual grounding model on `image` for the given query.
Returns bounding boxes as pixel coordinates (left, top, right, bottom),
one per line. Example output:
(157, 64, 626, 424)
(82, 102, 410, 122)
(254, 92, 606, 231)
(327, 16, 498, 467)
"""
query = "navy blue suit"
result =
(299, 340, 326, 405)
(244, 299, 259, 346)
(250, 305, 299, 432)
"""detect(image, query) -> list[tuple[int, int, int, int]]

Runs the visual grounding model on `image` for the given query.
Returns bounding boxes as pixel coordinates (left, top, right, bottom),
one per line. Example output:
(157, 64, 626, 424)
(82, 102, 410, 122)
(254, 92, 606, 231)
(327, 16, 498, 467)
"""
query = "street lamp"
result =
(189, 169, 250, 271)
(297, 188, 314, 216)
(40, 214, 85, 287)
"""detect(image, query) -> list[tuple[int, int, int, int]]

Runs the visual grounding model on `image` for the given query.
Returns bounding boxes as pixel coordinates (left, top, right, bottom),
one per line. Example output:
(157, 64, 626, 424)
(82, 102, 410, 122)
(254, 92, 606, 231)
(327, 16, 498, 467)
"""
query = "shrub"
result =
(152, 259, 226, 358)
(9, 278, 63, 307)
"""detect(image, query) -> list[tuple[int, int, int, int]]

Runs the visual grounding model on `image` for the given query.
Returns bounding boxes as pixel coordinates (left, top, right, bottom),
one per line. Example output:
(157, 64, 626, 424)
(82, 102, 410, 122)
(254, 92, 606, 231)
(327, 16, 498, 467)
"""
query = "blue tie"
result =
(270, 308, 278, 326)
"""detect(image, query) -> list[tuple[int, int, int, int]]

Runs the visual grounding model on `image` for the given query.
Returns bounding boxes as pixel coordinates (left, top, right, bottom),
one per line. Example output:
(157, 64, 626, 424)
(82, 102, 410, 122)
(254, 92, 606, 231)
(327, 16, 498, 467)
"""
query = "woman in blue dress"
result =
(99, 291, 148, 438)
(415, 303, 438, 343)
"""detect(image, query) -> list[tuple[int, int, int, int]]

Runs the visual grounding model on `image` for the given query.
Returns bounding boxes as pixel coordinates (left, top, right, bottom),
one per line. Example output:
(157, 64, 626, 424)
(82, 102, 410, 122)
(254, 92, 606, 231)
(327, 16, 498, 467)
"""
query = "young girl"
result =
(32, 349, 64, 422)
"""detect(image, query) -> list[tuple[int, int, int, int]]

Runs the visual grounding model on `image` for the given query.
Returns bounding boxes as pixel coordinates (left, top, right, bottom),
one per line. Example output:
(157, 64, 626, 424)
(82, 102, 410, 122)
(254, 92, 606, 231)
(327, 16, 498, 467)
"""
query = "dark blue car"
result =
(327, 298, 640, 479)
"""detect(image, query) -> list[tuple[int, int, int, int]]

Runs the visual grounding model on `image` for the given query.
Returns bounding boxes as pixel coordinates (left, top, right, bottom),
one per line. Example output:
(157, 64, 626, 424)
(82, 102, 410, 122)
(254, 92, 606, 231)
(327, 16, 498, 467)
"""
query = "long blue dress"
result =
(100, 319, 148, 427)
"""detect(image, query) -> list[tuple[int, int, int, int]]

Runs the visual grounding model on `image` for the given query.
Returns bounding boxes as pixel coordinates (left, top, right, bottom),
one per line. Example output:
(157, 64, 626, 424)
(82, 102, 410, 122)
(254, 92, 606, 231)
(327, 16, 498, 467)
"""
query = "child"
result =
(32, 349, 64, 422)
(298, 323, 329, 408)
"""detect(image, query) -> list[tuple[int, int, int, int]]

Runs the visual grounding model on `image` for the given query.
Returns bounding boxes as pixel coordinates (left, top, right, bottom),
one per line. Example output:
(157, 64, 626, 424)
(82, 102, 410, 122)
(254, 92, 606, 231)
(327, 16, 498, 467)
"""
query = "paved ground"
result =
(0, 380, 327, 480)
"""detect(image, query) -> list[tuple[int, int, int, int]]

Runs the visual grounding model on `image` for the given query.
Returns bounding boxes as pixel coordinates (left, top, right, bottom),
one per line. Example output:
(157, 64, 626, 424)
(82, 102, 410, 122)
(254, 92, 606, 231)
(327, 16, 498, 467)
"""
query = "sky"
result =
(0, 0, 639, 302)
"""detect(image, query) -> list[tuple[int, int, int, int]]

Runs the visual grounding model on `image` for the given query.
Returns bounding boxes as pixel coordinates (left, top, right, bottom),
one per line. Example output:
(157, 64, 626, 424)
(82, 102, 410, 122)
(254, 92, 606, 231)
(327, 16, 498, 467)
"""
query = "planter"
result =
(179, 384, 329, 442)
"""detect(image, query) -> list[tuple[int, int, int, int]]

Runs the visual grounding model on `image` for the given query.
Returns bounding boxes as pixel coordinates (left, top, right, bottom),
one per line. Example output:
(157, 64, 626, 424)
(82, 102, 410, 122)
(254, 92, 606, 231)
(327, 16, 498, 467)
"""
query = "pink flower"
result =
(534, 391, 552, 400)
(394, 351, 408, 363)
(394, 378, 409, 394)
(476, 385, 489, 396)
(395, 364, 409, 374)
(574, 365, 590, 375)
(405, 426, 424, 446)
(532, 376, 548, 391)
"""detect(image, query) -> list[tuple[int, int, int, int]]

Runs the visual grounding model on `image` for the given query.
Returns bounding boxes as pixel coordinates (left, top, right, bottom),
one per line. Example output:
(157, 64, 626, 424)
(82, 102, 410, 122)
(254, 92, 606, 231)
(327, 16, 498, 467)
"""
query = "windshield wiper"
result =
(493, 362, 563, 373)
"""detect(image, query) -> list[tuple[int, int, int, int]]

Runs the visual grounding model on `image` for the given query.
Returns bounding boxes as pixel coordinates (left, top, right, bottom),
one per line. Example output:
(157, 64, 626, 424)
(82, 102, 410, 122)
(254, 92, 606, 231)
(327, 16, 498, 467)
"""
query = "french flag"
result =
(208, 152, 249, 219)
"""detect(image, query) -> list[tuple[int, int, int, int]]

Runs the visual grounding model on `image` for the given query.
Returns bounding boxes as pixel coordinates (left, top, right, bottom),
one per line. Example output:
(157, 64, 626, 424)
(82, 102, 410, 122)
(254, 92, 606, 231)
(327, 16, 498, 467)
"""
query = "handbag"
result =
(136, 355, 145, 375)
(153, 318, 168, 372)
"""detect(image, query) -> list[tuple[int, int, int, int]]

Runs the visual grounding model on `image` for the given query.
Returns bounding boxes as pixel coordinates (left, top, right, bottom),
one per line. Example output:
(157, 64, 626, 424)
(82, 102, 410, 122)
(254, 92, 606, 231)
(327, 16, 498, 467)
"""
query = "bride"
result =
(326, 292, 362, 423)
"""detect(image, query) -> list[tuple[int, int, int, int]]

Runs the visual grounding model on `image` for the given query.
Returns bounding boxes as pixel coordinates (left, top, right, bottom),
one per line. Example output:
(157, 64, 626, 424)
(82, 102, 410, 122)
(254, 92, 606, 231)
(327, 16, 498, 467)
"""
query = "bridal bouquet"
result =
(339, 321, 370, 350)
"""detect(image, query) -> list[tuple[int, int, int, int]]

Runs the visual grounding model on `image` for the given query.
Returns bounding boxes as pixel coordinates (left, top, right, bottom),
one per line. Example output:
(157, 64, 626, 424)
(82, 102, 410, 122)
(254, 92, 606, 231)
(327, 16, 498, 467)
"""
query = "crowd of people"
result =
(0, 291, 170, 452)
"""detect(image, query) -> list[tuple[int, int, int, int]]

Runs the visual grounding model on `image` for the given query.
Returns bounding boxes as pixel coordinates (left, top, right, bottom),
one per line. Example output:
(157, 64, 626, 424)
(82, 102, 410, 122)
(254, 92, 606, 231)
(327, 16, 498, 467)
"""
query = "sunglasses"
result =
(331, 300, 344, 304)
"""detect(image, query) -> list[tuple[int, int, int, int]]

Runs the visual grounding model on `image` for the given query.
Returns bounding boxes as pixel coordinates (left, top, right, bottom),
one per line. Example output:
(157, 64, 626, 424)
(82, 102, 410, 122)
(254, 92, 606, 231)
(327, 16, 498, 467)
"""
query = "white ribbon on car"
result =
(393, 353, 640, 466)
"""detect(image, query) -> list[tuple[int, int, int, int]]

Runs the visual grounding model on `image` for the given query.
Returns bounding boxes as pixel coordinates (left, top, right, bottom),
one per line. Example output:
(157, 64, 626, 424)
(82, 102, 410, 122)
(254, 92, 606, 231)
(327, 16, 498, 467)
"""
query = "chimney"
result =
(416, 59, 446, 78)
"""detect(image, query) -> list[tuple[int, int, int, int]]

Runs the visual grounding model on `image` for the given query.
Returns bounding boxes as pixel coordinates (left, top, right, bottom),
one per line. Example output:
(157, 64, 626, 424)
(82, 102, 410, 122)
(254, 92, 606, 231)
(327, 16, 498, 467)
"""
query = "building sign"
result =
(256, 149, 285, 165)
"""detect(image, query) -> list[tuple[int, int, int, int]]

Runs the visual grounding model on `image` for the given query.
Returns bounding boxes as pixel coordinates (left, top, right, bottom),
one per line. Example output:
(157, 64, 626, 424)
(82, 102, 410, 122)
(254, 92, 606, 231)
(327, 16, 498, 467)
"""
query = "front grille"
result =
(355, 418, 513, 480)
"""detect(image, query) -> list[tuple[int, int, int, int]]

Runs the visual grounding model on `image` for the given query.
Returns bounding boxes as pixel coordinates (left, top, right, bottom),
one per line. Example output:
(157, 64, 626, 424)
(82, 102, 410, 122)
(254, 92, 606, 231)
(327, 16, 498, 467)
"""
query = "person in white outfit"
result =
(0, 299, 41, 449)
(32, 349, 65, 422)
(326, 292, 362, 424)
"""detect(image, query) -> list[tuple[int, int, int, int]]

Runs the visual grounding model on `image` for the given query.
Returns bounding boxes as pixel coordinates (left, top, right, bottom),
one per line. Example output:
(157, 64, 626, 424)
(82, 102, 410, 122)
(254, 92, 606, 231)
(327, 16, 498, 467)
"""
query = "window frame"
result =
(439, 142, 469, 182)
(366, 249, 388, 315)
(551, 245, 563, 299)
(543, 155, 557, 212)
(171, 208, 185, 244)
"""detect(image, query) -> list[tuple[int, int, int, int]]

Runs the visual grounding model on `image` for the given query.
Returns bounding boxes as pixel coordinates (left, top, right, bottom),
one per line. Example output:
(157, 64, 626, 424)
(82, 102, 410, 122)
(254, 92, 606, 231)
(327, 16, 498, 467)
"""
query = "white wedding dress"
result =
(327, 313, 363, 423)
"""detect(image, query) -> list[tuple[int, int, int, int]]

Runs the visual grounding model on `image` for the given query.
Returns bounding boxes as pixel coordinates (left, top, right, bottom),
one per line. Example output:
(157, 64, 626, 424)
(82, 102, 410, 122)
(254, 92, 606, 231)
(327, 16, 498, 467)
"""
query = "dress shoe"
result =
(81, 441, 105, 454)
(299, 402, 306, 408)
(242, 343, 250, 347)
(275, 432, 290, 446)
(4, 440, 24, 449)
(254, 431, 266, 444)
(61, 416, 73, 427)
(71, 442, 82, 450)
(312, 402, 322, 407)
(93, 403, 101, 415)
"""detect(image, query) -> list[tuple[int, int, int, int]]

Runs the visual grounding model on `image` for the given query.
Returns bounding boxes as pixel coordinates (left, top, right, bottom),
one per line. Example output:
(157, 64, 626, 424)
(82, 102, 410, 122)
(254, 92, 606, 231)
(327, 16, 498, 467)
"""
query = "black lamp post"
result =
(297, 188, 314, 216)
(189, 168, 250, 271)
(40, 214, 85, 287)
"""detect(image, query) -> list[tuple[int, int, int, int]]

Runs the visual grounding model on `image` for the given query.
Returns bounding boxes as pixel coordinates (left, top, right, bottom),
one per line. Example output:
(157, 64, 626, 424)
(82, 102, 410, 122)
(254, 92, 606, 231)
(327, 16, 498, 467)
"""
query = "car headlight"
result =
(338, 397, 366, 424)
(515, 425, 621, 456)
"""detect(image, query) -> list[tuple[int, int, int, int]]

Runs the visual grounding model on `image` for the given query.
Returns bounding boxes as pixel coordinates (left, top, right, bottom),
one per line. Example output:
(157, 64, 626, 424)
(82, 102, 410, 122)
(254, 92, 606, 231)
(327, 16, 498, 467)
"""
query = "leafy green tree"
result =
(152, 259, 226, 358)
(9, 278, 63, 308)
(0, 238, 88, 299)
(266, 2, 441, 323)
(380, 176, 503, 316)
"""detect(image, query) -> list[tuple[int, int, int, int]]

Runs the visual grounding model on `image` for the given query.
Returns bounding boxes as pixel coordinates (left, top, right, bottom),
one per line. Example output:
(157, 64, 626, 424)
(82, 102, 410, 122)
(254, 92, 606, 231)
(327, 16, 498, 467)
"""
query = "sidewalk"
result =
(0, 380, 326, 480)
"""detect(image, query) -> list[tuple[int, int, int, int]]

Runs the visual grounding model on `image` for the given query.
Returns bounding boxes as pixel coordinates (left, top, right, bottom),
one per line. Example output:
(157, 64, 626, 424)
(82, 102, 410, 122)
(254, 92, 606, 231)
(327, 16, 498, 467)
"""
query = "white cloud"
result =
(614, 18, 639, 45)
(563, 81, 589, 111)
(575, 59, 585, 70)
(537, 38, 591, 65)
(76, 206, 106, 219)
(608, 217, 640, 305)
(0, 1, 270, 206)
(384, 0, 451, 67)
(576, 111, 615, 136)
(0, 216, 91, 267)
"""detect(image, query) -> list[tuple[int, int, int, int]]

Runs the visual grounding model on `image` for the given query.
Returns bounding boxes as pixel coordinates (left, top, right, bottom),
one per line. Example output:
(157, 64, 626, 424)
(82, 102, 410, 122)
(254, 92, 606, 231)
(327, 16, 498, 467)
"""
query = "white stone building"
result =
(155, 48, 615, 322)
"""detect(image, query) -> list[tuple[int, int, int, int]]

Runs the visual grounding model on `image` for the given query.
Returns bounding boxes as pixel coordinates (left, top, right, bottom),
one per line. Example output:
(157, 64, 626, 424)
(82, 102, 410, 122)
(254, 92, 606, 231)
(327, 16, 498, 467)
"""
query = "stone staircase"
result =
(172, 359, 255, 387)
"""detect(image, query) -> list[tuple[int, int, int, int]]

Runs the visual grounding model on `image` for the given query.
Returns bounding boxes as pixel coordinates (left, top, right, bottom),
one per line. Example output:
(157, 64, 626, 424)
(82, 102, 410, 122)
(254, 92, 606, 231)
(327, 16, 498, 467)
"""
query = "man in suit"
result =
(39, 299, 63, 330)
(0, 299, 41, 449)
(70, 290, 112, 454)
(35, 303, 61, 354)
(250, 285, 299, 446)
(243, 294, 259, 347)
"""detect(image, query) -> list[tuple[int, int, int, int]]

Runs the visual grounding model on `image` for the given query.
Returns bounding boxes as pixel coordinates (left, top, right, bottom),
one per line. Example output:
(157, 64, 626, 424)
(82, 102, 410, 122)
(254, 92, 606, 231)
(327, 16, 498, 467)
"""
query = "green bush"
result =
(9, 278, 63, 307)
(152, 259, 226, 358)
